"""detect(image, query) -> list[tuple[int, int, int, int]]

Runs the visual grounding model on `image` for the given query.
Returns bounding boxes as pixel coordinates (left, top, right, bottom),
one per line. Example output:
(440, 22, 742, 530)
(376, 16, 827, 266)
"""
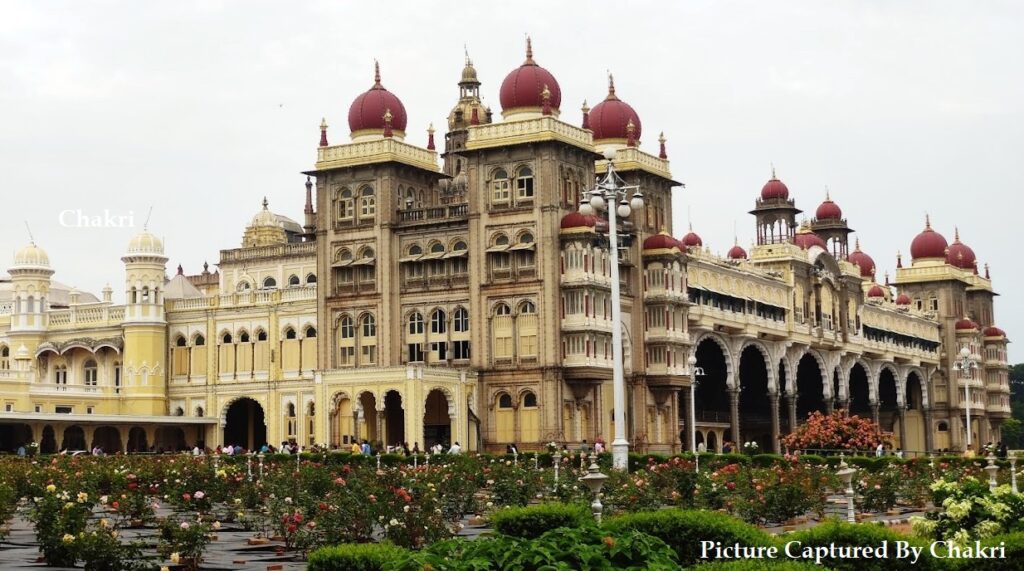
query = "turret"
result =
(120, 230, 169, 415)
(8, 242, 54, 332)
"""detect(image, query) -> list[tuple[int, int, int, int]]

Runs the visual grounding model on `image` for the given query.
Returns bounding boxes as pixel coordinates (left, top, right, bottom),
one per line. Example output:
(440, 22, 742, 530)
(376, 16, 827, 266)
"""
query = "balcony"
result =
(560, 271, 612, 288)
(46, 303, 126, 329)
(333, 281, 376, 296)
(397, 203, 469, 225)
(561, 315, 613, 333)
(30, 384, 104, 396)
(643, 327, 689, 345)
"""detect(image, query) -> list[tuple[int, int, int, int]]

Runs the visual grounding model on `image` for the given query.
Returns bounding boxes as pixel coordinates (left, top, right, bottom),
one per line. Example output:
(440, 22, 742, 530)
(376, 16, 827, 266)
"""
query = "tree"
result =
(1001, 418, 1023, 449)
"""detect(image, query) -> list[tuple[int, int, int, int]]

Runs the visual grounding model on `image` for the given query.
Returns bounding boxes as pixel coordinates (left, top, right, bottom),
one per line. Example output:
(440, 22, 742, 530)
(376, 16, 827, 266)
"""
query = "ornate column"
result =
(870, 401, 880, 426)
(769, 392, 781, 453)
(898, 407, 908, 452)
(680, 389, 691, 452)
(786, 393, 798, 434)
(923, 407, 934, 453)
(728, 387, 740, 447)
(352, 409, 361, 442)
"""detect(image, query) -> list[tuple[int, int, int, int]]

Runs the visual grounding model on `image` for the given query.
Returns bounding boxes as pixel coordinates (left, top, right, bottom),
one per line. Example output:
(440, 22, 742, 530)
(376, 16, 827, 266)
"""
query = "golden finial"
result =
(525, 36, 534, 64)
(374, 60, 381, 86)
(581, 99, 590, 113)
(825, 186, 831, 201)
(383, 108, 393, 122)
(541, 84, 551, 100)
(607, 72, 617, 99)
(427, 122, 435, 135)
(658, 131, 666, 144)
(770, 162, 776, 179)
(854, 237, 861, 251)
(262, 196, 269, 210)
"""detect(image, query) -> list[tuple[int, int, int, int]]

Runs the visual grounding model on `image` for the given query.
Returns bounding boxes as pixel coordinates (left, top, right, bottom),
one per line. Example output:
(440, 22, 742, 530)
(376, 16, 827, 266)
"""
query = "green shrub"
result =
(693, 561, 825, 571)
(796, 454, 827, 466)
(490, 503, 591, 539)
(785, 520, 943, 571)
(390, 526, 678, 570)
(603, 509, 774, 566)
(751, 453, 784, 467)
(307, 543, 407, 571)
(946, 531, 1024, 571)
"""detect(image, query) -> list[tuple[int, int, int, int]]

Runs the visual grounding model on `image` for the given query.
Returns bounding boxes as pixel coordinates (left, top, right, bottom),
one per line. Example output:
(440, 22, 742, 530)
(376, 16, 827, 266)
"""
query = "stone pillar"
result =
(786, 394, 798, 434)
(83, 426, 97, 450)
(728, 388, 740, 448)
(870, 401, 880, 426)
(898, 408, 908, 452)
(825, 398, 834, 415)
(837, 398, 849, 412)
(353, 410, 361, 442)
(923, 407, 934, 453)
(769, 392, 781, 453)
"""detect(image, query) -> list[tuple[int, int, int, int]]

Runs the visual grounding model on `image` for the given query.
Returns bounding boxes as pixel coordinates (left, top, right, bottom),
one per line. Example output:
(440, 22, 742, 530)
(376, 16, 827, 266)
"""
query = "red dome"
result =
(348, 62, 408, 134)
(909, 216, 948, 260)
(560, 211, 598, 230)
(815, 195, 842, 220)
(760, 174, 789, 200)
(727, 244, 747, 260)
(589, 75, 641, 142)
(895, 293, 911, 305)
(867, 284, 885, 298)
(945, 228, 976, 269)
(643, 232, 680, 252)
(955, 318, 979, 331)
(680, 226, 703, 248)
(847, 240, 876, 277)
(499, 39, 561, 113)
(793, 226, 827, 250)
(984, 326, 1006, 337)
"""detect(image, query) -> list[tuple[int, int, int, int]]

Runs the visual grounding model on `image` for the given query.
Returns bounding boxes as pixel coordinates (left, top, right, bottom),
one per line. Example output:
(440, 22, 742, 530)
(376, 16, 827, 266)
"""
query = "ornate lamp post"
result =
(836, 454, 857, 523)
(578, 452, 609, 523)
(953, 346, 979, 450)
(687, 355, 705, 454)
(580, 148, 644, 470)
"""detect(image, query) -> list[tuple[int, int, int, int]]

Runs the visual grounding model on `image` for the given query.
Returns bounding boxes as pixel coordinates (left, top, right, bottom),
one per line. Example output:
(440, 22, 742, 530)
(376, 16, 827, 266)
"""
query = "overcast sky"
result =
(2, 1, 1022, 359)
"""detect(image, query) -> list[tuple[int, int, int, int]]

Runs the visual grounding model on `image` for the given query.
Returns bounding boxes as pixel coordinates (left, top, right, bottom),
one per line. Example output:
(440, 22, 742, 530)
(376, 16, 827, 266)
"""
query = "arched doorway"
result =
(383, 390, 405, 448)
(41, 425, 57, 454)
(91, 426, 122, 454)
(155, 427, 187, 452)
(332, 395, 354, 447)
(692, 337, 729, 439)
(878, 367, 899, 437)
(738, 345, 771, 451)
(848, 363, 871, 417)
(0, 423, 32, 452)
(424, 389, 452, 450)
(796, 353, 826, 421)
(223, 398, 267, 451)
(62, 426, 86, 451)
(706, 431, 718, 452)
(127, 427, 147, 452)
(903, 371, 927, 452)
(358, 392, 378, 444)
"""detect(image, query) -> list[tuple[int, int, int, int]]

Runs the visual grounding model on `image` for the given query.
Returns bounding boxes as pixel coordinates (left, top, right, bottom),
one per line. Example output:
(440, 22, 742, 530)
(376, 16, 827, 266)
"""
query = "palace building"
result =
(0, 39, 1011, 455)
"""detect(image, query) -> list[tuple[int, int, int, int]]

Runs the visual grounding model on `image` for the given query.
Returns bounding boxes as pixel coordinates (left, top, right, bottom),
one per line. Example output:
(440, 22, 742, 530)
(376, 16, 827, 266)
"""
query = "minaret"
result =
(121, 229, 169, 415)
(8, 242, 53, 333)
(303, 176, 317, 240)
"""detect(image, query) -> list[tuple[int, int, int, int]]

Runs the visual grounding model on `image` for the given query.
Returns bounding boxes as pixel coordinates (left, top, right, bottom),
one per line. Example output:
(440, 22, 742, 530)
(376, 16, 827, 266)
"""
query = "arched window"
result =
(84, 360, 98, 386)
(454, 308, 469, 332)
(408, 312, 424, 335)
(409, 244, 423, 256)
(492, 168, 510, 203)
(359, 247, 376, 260)
(305, 273, 317, 284)
(194, 335, 206, 346)
(516, 166, 534, 199)
(175, 336, 187, 347)
(519, 232, 534, 245)
(431, 309, 447, 334)
(522, 391, 538, 407)
(360, 186, 376, 218)
(54, 365, 67, 385)
(430, 242, 445, 254)
(937, 421, 949, 432)
(0, 345, 9, 370)
(196, 407, 205, 417)
(519, 300, 536, 314)
(453, 240, 468, 252)
(340, 316, 354, 339)
(263, 276, 277, 289)
(498, 393, 513, 408)
(237, 281, 251, 292)
(336, 249, 353, 264)
(141, 286, 151, 302)
(239, 331, 250, 343)
(362, 315, 376, 337)
(305, 326, 317, 338)
(494, 303, 511, 316)
(338, 189, 354, 220)
(288, 275, 300, 287)
(256, 330, 267, 342)
(174, 407, 184, 417)
(495, 234, 510, 247)
(222, 333, 233, 344)
(284, 328, 296, 340)
(287, 403, 296, 417)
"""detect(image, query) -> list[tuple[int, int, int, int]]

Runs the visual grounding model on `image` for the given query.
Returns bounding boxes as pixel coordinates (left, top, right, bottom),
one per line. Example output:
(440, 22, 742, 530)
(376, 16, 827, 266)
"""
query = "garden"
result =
(0, 415, 1023, 570)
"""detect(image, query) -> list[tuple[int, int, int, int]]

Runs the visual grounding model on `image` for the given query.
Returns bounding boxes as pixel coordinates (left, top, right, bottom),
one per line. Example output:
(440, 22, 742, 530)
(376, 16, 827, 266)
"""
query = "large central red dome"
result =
(761, 172, 789, 200)
(348, 62, 408, 135)
(589, 75, 641, 142)
(909, 216, 948, 260)
(499, 38, 562, 113)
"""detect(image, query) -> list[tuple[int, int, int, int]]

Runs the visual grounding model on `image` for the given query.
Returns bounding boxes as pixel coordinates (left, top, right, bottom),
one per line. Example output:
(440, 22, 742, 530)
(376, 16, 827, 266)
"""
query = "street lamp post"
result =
(953, 346, 979, 451)
(687, 355, 705, 454)
(580, 148, 644, 471)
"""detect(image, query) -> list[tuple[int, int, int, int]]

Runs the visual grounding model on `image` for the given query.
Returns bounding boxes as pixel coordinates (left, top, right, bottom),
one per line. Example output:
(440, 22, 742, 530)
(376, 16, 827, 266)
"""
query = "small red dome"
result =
(895, 293, 911, 305)
(560, 212, 598, 230)
(815, 195, 842, 220)
(945, 228, 976, 269)
(348, 62, 408, 134)
(983, 326, 1006, 337)
(727, 244, 747, 260)
(643, 232, 680, 252)
(499, 38, 561, 113)
(760, 174, 789, 200)
(680, 227, 703, 248)
(589, 75, 641, 142)
(847, 240, 876, 277)
(793, 225, 827, 250)
(867, 284, 885, 298)
(909, 216, 948, 260)
(955, 318, 979, 331)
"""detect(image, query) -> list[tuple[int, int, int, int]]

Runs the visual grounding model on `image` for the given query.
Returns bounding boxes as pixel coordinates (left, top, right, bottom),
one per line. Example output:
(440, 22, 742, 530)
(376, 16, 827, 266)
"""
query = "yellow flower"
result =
(45, 484, 56, 493)
(77, 492, 89, 503)
(170, 552, 181, 564)
(61, 534, 75, 544)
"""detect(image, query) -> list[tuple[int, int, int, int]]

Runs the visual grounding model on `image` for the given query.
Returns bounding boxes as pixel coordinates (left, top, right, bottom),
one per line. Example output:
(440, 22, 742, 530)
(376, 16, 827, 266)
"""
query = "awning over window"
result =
(485, 244, 510, 253)
(508, 242, 536, 251)
(442, 250, 468, 259)
(398, 254, 423, 263)
(332, 259, 353, 268)
(350, 258, 376, 266)
(419, 251, 445, 261)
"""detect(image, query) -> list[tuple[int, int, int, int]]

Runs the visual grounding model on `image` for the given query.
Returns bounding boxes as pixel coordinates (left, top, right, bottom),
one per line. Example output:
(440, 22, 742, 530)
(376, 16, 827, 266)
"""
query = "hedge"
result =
(489, 503, 592, 539)
(603, 509, 775, 566)
(784, 520, 944, 571)
(307, 543, 407, 571)
(945, 531, 1024, 571)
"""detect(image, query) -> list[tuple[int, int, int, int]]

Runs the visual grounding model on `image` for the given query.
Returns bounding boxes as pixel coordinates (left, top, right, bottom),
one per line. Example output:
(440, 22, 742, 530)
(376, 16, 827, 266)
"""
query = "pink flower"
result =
(180, 522, 190, 530)
(194, 491, 205, 500)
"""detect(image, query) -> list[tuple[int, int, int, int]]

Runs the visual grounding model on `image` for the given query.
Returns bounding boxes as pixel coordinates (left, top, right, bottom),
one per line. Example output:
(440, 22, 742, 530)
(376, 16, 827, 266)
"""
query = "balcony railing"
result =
(397, 203, 469, 224)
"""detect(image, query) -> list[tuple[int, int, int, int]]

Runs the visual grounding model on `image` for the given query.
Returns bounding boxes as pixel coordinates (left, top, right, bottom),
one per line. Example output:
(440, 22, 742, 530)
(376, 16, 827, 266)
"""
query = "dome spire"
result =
(319, 117, 329, 147)
(658, 132, 667, 159)
(770, 162, 776, 179)
(606, 72, 619, 100)
(924, 213, 931, 230)
(581, 99, 590, 129)
(373, 60, 382, 87)
(262, 196, 269, 210)
(524, 36, 534, 64)
(426, 123, 435, 150)
(954, 225, 960, 242)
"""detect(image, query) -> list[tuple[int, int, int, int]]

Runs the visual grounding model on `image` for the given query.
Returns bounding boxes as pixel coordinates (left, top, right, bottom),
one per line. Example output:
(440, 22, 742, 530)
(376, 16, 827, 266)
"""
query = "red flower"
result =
(182, 493, 191, 502)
